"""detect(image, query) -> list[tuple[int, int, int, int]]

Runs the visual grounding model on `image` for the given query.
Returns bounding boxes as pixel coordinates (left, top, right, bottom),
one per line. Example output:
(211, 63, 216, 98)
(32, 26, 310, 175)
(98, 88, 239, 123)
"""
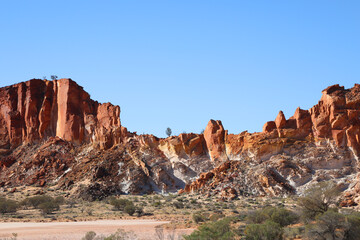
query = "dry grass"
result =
(0, 186, 299, 231)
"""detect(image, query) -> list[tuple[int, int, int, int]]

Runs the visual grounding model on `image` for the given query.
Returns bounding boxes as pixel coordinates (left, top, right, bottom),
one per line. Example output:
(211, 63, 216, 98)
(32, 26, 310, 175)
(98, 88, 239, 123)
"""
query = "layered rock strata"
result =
(1, 80, 360, 204)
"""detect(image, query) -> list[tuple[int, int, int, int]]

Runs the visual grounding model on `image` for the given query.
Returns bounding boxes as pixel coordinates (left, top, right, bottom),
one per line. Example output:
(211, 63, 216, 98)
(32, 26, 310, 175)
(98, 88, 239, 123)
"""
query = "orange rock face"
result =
(2, 80, 360, 202)
(204, 120, 228, 162)
(0, 79, 121, 150)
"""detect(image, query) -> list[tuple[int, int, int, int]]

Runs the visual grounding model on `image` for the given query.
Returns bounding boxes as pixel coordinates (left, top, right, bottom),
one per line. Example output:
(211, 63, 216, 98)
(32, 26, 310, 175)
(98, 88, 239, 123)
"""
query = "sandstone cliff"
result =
(1, 80, 360, 205)
(0, 78, 121, 151)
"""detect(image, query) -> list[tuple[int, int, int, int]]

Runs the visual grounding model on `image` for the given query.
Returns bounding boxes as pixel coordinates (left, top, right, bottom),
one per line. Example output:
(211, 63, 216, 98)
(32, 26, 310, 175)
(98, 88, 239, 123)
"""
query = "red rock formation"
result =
(204, 120, 228, 162)
(0, 78, 121, 150)
(2, 80, 360, 202)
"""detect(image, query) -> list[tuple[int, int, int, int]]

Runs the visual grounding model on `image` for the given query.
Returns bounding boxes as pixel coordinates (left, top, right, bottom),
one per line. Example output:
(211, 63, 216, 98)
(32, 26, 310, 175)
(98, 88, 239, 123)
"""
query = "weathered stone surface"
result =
(204, 120, 228, 162)
(263, 121, 276, 133)
(2, 80, 360, 204)
(0, 78, 121, 150)
(275, 111, 286, 129)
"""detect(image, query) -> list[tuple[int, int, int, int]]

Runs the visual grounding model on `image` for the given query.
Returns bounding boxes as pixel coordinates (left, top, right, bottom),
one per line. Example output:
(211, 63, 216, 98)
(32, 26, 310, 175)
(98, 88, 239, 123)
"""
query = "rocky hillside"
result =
(0, 79, 360, 205)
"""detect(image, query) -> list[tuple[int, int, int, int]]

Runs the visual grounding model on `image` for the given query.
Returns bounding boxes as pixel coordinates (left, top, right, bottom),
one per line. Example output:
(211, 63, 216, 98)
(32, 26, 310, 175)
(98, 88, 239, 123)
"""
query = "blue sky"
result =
(1, 1, 359, 137)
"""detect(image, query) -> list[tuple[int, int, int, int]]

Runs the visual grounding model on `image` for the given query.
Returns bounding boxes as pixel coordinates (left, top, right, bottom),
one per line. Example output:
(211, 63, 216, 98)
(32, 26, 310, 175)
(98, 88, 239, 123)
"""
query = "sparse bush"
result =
(184, 218, 234, 240)
(210, 213, 225, 222)
(135, 206, 143, 217)
(38, 201, 59, 215)
(22, 195, 53, 208)
(173, 200, 184, 209)
(247, 206, 298, 227)
(192, 212, 208, 224)
(244, 220, 283, 240)
(0, 198, 18, 214)
(305, 210, 360, 240)
(344, 212, 360, 240)
(110, 198, 132, 211)
(54, 196, 65, 205)
(297, 181, 340, 220)
(82, 231, 96, 240)
(283, 226, 305, 240)
(124, 204, 136, 216)
(81, 229, 137, 240)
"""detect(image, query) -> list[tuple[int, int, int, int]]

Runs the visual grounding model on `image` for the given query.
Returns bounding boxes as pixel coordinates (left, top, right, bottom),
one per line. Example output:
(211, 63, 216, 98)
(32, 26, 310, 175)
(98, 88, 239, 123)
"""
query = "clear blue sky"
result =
(1, 1, 359, 137)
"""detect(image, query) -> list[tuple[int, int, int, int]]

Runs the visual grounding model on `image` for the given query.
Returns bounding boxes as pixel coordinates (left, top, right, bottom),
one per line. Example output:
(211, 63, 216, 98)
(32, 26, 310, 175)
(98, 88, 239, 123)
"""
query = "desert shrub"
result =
(66, 198, 77, 208)
(343, 212, 360, 240)
(190, 199, 197, 204)
(173, 200, 184, 209)
(124, 204, 136, 216)
(54, 196, 65, 205)
(305, 210, 360, 240)
(153, 201, 161, 207)
(82, 231, 96, 240)
(23, 195, 54, 208)
(210, 213, 225, 222)
(192, 212, 208, 224)
(283, 226, 305, 240)
(110, 198, 132, 211)
(38, 201, 59, 214)
(135, 206, 144, 217)
(297, 181, 340, 220)
(247, 206, 298, 227)
(0, 198, 18, 214)
(184, 218, 234, 240)
(81, 229, 137, 240)
(244, 220, 283, 240)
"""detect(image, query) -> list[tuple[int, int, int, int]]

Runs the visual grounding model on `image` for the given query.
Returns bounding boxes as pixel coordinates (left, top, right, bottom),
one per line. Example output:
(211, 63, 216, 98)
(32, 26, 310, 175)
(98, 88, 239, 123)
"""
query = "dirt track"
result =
(0, 220, 192, 240)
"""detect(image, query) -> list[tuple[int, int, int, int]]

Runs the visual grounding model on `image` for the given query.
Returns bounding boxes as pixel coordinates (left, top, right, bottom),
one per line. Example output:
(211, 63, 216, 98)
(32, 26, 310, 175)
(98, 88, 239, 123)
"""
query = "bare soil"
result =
(0, 219, 193, 240)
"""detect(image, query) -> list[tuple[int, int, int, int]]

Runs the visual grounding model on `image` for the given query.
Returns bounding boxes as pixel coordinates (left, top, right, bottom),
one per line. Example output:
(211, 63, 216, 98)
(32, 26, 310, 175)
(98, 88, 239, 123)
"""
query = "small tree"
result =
(0, 198, 18, 214)
(50, 75, 58, 80)
(297, 181, 340, 220)
(38, 201, 60, 215)
(165, 127, 172, 137)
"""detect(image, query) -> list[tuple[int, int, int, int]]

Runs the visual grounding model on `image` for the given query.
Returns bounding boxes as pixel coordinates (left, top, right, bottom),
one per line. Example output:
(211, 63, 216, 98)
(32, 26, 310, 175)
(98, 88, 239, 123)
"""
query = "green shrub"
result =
(283, 226, 305, 240)
(0, 198, 18, 214)
(135, 206, 144, 217)
(54, 196, 65, 205)
(305, 210, 360, 240)
(192, 212, 208, 224)
(344, 212, 360, 240)
(22, 195, 53, 208)
(184, 218, 234, 240)
(109, 198, 132, 211)
(247, 207, 298, 227)
(38, 201, 59, 214)
(210, 213, 225, 222)
(244, 220, 283, 240)
(124, 204, 136, 216)
(173, 200, 184, 209)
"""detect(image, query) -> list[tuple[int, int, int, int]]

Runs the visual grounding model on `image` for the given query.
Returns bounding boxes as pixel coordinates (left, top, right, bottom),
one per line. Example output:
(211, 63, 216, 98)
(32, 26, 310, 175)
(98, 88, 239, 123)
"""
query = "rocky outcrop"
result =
(204, 120, 228, 162)
(1, 80, 360, 204)
(181, 84, 360, 203)
(0, 78, 121, 150)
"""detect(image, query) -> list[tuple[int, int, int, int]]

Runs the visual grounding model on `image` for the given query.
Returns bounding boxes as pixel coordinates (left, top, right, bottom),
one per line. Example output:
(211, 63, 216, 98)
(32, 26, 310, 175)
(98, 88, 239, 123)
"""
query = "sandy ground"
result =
(0, 220, 193, 240)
